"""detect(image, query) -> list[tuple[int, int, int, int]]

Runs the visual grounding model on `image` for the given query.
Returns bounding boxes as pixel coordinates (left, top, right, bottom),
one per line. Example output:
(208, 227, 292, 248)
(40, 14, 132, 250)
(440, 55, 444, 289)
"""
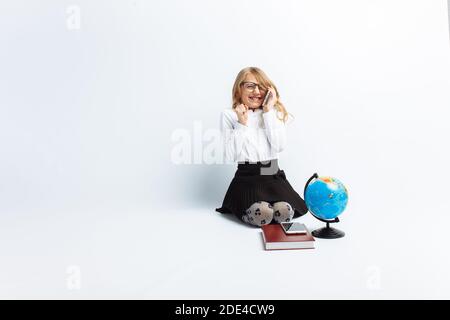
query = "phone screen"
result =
(282, 222, 307, 233)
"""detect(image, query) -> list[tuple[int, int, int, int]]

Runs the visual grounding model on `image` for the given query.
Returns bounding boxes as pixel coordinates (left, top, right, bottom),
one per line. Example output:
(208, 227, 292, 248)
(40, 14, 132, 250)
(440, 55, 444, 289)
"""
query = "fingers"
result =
(237, 104, 248, 114)
(269, 87, 275, 96)
(267, 87, 277, 104)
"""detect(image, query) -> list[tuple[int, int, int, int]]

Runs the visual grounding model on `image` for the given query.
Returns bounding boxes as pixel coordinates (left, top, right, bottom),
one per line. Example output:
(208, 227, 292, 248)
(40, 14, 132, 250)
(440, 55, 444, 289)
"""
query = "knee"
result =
(272, 201, 295, 223)
(242, 201, 274, 227)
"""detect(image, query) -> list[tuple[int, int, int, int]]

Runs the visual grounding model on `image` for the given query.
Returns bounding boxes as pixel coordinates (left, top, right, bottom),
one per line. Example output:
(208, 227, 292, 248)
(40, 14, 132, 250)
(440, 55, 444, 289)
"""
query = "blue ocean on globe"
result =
(304, 176, 348, 220)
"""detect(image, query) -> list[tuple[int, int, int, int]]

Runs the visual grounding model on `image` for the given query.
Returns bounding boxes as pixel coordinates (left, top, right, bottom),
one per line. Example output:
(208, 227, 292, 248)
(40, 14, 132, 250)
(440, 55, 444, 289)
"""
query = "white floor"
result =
(1, 205, 449, 299)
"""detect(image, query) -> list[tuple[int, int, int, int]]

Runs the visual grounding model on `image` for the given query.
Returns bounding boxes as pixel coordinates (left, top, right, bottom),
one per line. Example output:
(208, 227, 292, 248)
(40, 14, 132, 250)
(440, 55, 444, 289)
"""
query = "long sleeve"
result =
(262, 108, 287, 153)
(220, 110, 250, 163)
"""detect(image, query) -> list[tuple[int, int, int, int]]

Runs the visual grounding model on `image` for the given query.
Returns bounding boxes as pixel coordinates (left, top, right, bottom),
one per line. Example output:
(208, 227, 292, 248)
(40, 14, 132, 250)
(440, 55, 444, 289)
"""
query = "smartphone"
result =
(262, 90, 272, 107)
(280, 222, 308, 235)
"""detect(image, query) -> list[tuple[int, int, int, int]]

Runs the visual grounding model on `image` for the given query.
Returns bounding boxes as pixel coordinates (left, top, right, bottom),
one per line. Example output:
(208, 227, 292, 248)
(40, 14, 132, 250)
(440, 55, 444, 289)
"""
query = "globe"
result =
(304, 176, 348, 221)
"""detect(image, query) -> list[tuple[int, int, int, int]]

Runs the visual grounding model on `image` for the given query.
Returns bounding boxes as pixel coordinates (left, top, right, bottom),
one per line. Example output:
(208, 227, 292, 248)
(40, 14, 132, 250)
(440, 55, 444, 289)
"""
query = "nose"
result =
(254, 86, 260, 94)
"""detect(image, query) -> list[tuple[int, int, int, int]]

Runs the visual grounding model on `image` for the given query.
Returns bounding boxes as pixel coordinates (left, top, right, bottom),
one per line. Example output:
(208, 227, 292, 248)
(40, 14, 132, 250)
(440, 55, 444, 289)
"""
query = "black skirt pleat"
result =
(215, 159, 308, 221)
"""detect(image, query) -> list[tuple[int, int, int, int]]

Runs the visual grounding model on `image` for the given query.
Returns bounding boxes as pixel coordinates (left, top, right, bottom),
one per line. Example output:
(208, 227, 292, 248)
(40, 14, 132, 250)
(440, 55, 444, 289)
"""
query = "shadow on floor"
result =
(216, 210, 262, 229)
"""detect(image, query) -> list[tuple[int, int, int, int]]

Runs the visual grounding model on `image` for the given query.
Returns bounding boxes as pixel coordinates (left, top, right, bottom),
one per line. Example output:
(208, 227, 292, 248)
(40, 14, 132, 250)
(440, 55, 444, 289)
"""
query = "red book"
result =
(261, 224, 315, 250)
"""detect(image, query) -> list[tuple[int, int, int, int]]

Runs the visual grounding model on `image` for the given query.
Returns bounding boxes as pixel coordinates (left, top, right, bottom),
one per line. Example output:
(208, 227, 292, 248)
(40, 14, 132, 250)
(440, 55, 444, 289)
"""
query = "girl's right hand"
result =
(234, 104, 248, 126)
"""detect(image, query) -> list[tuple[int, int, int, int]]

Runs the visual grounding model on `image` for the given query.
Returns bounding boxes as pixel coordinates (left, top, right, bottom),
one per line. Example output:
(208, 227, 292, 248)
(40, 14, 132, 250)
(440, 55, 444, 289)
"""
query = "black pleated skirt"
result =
(215, 159, 308, 221)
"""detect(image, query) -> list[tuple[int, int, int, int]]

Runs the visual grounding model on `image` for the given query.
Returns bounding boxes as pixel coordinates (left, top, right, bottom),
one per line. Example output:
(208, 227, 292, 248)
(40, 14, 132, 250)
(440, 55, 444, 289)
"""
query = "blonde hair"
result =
(231, 67, 292, 123)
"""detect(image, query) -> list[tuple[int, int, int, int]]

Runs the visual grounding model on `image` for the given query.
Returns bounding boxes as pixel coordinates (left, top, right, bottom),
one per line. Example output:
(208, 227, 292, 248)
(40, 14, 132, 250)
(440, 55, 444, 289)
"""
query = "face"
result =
(240, 74, 267, 110)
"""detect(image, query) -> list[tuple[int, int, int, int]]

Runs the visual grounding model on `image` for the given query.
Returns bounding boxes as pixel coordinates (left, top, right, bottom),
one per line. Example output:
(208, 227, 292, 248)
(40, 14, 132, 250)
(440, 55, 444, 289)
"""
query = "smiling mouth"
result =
(249, 96, 262, 102)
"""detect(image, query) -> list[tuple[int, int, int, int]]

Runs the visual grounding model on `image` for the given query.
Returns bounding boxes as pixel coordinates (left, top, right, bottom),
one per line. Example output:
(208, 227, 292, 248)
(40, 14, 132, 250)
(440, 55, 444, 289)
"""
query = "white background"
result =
(1, 0, 450, 299)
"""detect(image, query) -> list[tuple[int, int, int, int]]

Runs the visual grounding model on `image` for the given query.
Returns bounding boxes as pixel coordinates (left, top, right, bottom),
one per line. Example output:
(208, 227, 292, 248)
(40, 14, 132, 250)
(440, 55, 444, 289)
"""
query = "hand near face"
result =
(234, 103, 249, 126)
(263, 87, 277, 112)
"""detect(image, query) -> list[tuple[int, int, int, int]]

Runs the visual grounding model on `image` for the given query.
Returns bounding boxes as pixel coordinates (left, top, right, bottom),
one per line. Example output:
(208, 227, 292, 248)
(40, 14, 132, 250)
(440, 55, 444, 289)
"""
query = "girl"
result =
(215, 67, 308, 227)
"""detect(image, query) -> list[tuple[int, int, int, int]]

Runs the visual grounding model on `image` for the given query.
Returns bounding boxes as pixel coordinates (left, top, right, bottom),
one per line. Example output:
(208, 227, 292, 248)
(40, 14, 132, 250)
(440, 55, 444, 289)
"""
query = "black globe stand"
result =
(311, 216, 345, 239)
(304, 172, 346, 239)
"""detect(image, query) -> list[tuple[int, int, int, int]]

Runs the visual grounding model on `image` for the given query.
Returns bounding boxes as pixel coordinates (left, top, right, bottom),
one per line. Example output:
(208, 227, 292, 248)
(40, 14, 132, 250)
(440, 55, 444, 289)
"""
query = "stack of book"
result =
(261, 224, 315, 250)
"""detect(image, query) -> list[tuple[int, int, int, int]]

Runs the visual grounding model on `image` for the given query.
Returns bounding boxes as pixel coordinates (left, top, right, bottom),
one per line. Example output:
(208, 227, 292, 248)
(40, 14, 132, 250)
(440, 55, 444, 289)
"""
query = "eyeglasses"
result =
(241, 82, 267, 93)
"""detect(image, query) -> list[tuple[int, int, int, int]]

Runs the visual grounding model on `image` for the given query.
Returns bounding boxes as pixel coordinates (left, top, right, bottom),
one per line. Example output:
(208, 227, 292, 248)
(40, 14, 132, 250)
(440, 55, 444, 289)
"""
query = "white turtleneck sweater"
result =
(220, 107, 287, 163)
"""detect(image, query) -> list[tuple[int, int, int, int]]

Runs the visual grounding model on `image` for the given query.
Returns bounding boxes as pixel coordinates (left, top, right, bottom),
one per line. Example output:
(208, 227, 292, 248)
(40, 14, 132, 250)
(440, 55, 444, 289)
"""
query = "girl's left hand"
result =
(263, 86, 277, 112)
